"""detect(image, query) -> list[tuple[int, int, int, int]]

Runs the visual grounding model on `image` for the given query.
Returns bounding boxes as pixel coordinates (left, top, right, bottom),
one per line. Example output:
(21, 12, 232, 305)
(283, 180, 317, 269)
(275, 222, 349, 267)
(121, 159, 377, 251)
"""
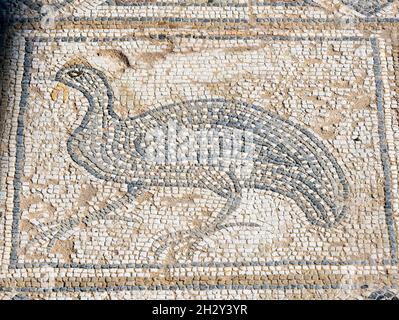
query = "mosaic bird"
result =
(45, 62, 349, 260)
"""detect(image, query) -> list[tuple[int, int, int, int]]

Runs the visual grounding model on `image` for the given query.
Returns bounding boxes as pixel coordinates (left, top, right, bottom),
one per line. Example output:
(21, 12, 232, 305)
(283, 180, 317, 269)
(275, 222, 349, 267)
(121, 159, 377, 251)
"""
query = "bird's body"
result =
(43, 64, 349, 260)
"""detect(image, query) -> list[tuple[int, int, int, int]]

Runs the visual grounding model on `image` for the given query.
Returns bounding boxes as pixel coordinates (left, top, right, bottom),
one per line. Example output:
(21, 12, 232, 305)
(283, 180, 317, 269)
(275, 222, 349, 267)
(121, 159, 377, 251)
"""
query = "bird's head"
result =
(51, 60, 105, 103)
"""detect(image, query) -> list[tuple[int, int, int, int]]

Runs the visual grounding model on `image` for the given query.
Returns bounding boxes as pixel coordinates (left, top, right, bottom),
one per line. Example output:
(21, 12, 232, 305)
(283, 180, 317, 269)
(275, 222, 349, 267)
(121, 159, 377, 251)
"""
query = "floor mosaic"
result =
(0, 0, 399, 300)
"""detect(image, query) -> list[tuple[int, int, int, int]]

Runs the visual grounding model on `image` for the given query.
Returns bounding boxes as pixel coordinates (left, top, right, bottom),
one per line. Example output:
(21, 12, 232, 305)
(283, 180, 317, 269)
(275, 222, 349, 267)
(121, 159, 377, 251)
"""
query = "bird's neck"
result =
(84, 76, 119, 130)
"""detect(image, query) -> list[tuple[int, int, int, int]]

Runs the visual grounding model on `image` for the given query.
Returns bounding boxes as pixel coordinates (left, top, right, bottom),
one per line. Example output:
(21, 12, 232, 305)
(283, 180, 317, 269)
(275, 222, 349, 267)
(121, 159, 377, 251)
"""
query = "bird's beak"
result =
(51, 83, 69, 103)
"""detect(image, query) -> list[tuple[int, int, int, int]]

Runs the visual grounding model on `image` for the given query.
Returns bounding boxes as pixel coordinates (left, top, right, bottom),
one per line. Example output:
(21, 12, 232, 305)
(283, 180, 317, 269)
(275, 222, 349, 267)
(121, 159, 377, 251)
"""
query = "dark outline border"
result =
(8, 34, 398, 274)
(105, 0, 312, 7)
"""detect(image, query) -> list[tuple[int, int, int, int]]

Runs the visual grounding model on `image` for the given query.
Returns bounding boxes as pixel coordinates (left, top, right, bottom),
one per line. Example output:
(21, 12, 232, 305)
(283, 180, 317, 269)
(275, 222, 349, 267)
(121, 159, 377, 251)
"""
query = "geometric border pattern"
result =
(8, 34, 398, 277)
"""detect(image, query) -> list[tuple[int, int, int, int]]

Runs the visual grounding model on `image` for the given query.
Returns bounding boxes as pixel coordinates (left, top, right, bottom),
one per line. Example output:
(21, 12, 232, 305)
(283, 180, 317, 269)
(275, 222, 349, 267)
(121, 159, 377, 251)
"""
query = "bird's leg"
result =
(152, 193, 243, 261)
(183, 193, 243, 259)
(37, 182, 144, 249)
(82, 181, 145, 226)
(152, 170, 259, 261)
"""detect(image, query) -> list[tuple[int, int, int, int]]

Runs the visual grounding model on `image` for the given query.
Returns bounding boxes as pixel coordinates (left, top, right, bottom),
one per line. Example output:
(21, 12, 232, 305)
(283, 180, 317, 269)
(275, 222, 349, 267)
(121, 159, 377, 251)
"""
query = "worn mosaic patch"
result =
(0, 0, 399, 300)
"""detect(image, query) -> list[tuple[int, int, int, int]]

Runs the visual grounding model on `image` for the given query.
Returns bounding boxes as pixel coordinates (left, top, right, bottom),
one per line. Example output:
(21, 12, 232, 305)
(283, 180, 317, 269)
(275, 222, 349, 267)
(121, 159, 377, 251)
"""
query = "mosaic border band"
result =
(8, 34, 398, 276)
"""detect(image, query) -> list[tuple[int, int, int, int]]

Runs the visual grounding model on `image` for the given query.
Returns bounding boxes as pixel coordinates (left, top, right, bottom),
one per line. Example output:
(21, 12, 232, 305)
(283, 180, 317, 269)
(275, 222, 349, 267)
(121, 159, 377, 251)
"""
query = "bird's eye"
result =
(67, 70, 83, 78)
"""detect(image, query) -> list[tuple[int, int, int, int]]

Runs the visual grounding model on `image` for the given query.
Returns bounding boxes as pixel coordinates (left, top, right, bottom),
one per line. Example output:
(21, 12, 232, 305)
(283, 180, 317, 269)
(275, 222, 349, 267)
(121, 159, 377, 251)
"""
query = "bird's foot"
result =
(33, 217, 81, 249)
(152, 229, 207, 262)
(176, 232, 208, 261)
